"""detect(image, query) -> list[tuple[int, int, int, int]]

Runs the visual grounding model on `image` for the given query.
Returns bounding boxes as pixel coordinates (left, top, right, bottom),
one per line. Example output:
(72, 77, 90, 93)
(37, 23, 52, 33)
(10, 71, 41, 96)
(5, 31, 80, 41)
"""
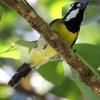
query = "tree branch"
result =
(0, 0, 100, 95)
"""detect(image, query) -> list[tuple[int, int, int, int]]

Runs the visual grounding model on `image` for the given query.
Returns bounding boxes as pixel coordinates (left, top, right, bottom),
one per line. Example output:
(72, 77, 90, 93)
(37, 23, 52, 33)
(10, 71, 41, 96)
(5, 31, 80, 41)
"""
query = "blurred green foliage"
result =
(37, 60, 64, 85)
(74, 43, 100, 77)
(0, 0, 100, 100)
(0, 84, 11, 99)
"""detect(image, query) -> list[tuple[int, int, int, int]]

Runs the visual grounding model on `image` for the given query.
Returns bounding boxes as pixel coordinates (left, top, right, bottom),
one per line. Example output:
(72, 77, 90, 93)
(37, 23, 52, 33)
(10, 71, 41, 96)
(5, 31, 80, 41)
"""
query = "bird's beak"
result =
(80, 0, 88, 10)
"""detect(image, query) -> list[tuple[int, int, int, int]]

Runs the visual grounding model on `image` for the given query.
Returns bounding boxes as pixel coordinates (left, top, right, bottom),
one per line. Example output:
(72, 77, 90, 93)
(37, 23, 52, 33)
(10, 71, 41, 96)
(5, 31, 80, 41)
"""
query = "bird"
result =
(8, 0, 88, 87)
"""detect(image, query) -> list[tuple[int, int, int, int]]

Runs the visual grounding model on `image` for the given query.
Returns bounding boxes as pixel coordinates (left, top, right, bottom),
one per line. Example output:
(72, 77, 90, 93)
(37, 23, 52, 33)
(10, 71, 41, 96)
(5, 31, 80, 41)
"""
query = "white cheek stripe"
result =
(65, 9, 79, 21)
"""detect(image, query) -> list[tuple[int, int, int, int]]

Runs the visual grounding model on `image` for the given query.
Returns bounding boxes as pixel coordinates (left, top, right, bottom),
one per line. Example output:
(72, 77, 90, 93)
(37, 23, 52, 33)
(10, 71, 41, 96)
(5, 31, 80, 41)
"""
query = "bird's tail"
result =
(8, 63, 32, 87)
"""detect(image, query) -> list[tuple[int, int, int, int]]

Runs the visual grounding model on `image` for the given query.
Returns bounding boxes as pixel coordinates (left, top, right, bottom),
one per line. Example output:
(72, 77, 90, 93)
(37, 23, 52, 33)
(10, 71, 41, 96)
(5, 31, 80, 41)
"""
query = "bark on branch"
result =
(0, 0, 100, 95)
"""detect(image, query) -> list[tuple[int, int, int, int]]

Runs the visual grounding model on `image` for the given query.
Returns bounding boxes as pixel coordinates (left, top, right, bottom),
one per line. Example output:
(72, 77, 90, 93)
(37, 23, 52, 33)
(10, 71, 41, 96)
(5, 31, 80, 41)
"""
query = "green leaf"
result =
(0, 84, 11, 99)
(73, 43, 100, 77)
(51, 78, 81, 100)
(0, 42, 20, 59)
(16, 40, 38, 50)
(73, 70, 100, 100)
(37, 60, 64, 85)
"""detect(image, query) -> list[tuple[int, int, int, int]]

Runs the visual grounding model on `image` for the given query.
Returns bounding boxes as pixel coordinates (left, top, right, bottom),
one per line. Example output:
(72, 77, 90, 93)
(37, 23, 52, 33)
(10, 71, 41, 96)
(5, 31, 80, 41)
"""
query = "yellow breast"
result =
(51, 22, 78, 46)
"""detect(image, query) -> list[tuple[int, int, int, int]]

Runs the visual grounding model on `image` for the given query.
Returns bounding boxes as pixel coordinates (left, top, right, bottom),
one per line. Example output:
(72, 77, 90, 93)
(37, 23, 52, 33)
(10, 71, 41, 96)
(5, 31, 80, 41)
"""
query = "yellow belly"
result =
(26, 45, 58, 67)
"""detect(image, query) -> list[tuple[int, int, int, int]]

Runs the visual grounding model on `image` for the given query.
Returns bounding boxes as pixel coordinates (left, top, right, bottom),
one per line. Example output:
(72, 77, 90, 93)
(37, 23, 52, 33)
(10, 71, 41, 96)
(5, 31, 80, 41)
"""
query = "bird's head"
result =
(64, 0, 88, 32)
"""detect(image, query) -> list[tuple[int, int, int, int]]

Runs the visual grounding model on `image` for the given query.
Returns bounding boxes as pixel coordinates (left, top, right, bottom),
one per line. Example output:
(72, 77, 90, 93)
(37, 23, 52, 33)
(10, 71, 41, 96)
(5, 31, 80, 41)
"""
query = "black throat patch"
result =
(64, 11, 84, 33)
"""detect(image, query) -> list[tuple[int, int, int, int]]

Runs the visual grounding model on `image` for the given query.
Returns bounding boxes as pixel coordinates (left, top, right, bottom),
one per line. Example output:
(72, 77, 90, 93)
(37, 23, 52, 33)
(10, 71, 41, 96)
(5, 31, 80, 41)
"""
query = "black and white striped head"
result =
(64, 1, 88, 32)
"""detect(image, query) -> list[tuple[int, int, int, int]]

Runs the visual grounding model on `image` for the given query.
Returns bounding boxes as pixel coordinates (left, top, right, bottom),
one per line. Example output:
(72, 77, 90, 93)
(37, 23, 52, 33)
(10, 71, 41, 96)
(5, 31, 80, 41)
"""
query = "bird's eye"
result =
(77, 3, 81, 7)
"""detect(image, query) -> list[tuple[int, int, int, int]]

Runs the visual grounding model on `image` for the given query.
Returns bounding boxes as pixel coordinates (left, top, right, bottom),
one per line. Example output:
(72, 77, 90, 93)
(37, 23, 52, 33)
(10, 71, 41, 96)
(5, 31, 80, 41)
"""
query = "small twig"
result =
(0, 46, 16, 55)
(0, 0, 100, 95)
